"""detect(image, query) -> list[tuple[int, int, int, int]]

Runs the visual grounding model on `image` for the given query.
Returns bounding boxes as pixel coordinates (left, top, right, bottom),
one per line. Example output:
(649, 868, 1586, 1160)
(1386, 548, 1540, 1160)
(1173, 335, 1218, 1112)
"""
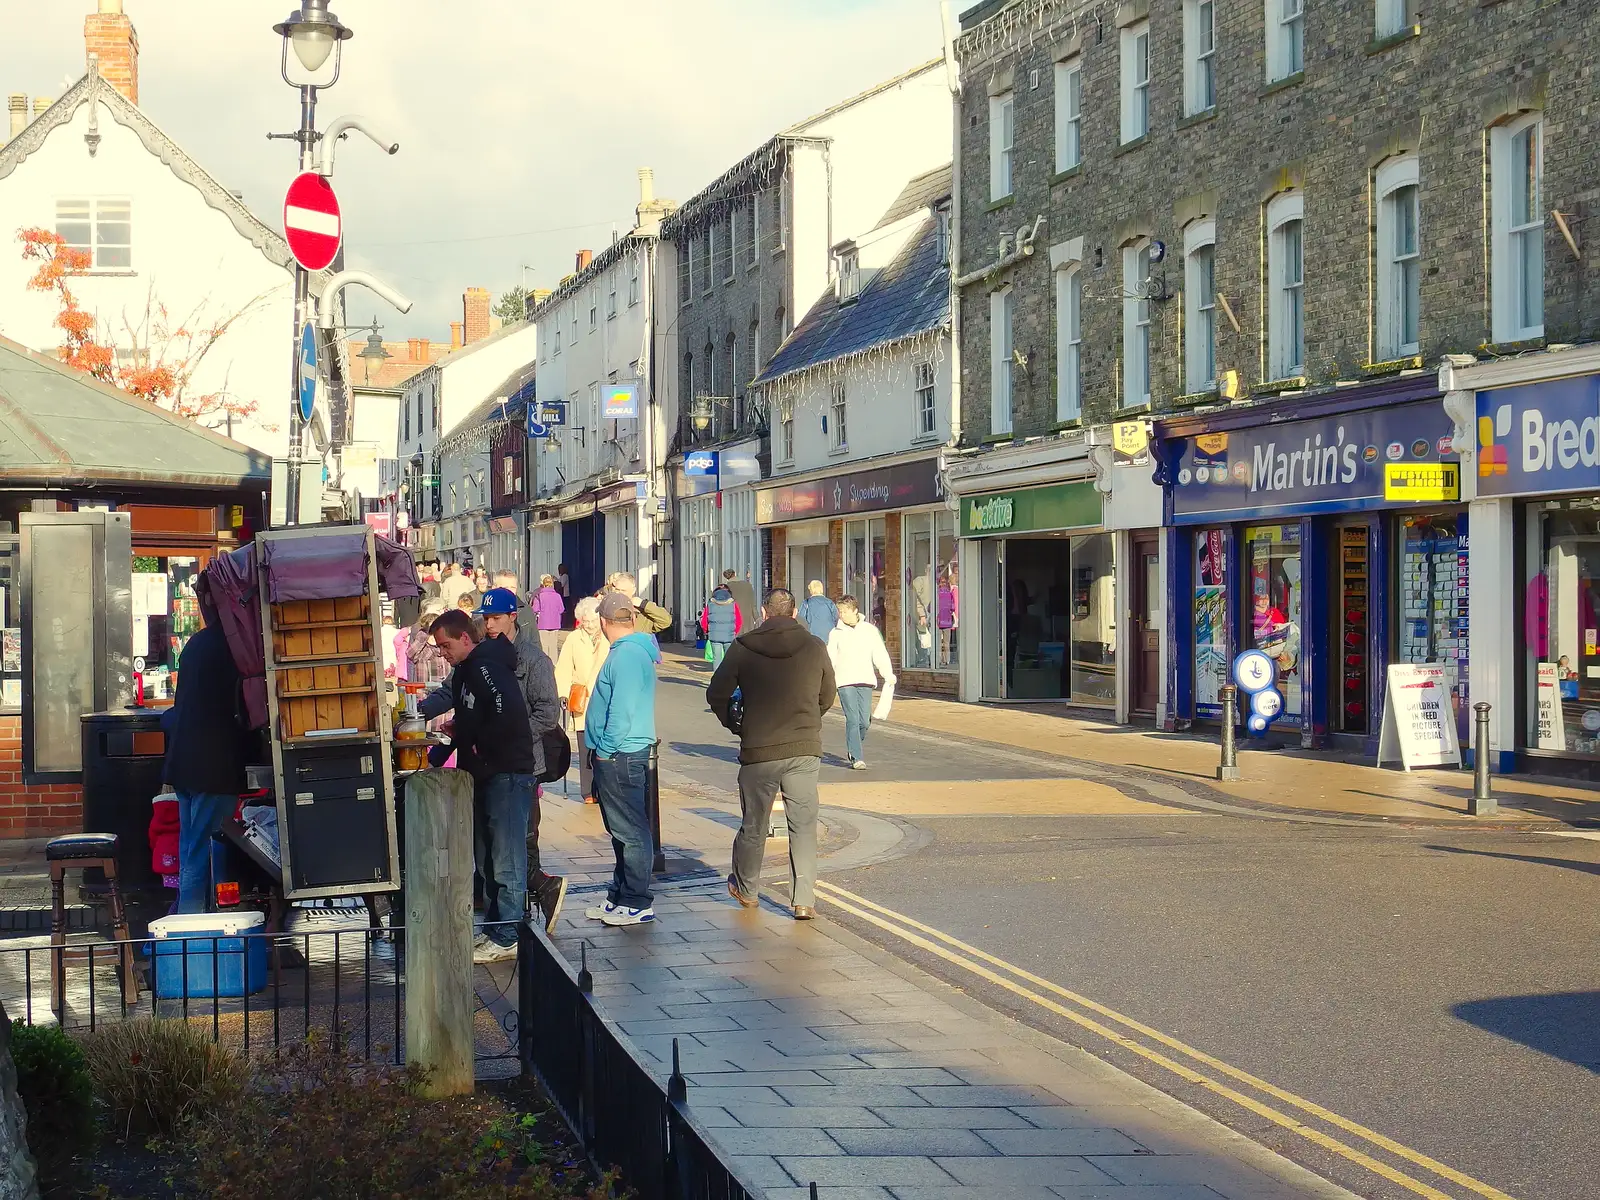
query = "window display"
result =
(1243, 524, 1303, 722)
(1526, 499, 1600, 754)
(1193, 528, 1229, 719)
(844, 518, 886, 629)
(1336, 526, 1369, 734)
(903, 510, 958, 671)
(1395, 514, 1467, 733)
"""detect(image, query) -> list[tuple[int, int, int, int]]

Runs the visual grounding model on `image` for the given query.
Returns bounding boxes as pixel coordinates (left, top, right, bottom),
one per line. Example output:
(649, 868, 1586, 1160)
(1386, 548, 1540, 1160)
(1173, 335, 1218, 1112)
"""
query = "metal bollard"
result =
(1216, 684, 1241, 781)
(647, 740, 666, 873)
(1469, 702, 1497, 816)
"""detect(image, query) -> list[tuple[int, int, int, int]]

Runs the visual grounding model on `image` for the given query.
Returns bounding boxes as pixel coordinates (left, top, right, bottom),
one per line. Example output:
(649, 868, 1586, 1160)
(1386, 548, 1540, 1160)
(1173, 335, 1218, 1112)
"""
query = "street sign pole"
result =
(285, 85, 316, 526)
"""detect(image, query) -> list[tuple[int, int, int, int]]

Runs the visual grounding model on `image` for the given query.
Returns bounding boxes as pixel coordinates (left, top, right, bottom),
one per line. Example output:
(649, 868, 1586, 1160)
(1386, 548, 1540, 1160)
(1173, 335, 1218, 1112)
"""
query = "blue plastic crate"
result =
(148, 911, 268, 999)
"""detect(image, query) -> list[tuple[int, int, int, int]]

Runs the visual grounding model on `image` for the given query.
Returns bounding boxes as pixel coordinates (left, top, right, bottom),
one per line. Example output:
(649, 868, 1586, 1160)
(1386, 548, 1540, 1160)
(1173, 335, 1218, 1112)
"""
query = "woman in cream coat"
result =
(554, 596, 609, 800)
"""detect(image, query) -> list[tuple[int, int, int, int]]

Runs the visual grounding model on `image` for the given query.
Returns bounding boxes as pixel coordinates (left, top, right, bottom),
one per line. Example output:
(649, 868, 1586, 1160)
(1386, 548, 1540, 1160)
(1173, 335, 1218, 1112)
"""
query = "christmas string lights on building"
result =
(954, 0, 1110, 77)
(751, 326, 949, 423)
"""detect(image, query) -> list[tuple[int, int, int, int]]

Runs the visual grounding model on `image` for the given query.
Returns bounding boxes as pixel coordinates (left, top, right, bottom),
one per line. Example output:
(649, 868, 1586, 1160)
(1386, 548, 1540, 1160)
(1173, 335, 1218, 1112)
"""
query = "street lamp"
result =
(274, 0, 352, 86)
(691, 395, 712, 436)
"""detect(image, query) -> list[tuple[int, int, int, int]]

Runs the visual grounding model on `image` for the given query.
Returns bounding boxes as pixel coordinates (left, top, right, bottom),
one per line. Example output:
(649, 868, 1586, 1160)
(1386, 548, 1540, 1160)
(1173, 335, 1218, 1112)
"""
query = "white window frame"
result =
(607, 271, 618, 318)
(1266, 0, 1305, 83)
(1050, 236, 1085, 422)
(1490, 112, 1545, 344)
(1120, 21, 1150, 144)
(776, 169, 789, 254)
(55, 197, 132, 270)
(915, 360, 937, 438)
(989, 91, 1015, 200)
(629, 254, 641, 306)
(1266, 191, 1306, 379)
(1375, 155, 1421, 360)
(936, 205, 952, 264)
(1184, 0, 1216, 116)
(829, 379, 848, 452)
(588, 288, 597, 329)
(553, 326, 562, 356)
(1375, 0, 1412, 39)
(838, 247, 861, 302)
(1122, 239, 1153, 408)
(1054, 58, 1082, 172)
(1184, 219, 1218, 393)
(778, 396, 795, 463)
(989, 286, 1014, 436)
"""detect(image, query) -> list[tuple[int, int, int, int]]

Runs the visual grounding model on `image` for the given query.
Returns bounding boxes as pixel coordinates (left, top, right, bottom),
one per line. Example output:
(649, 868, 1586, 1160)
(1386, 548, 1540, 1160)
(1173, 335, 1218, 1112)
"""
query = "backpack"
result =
(539, 727, 572, 784)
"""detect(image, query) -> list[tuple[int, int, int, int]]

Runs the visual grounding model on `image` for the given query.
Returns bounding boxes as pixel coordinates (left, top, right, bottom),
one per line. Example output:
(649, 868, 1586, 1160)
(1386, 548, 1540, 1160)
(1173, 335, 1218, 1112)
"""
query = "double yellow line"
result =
(815, 880, 1516, 1200)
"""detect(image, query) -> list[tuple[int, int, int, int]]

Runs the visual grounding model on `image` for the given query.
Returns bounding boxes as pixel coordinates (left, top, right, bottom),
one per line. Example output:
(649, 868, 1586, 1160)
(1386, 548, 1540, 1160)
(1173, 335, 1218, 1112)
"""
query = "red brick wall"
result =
(826, 521, 843, 595)
(769, 527, 787, 590)
(85, 6, 139, 106)
(0, 717, 82, 838)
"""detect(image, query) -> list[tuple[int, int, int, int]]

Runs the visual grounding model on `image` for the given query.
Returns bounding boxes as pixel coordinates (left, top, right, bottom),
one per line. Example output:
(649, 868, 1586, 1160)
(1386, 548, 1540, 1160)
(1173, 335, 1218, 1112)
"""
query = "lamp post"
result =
(274, 0, 353, 526)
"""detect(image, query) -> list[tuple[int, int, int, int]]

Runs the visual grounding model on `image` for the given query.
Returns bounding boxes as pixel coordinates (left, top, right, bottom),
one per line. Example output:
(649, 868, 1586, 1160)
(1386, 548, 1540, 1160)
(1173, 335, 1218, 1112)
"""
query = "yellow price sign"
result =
(1111, 420, 1150, 459)
(1384, 462, 1460, 502)
(1195, 433, 1229, 456)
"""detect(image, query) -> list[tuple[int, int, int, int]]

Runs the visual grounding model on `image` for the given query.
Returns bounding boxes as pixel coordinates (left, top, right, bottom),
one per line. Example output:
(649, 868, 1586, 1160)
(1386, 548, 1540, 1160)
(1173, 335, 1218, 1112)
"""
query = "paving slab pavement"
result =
(536, 783, 1356, 1200)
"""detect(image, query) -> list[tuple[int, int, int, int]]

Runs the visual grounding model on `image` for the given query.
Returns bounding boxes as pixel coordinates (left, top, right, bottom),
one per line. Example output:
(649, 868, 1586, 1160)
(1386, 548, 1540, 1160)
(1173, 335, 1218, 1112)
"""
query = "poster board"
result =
(1534, 662, 1567, 751)
(1377, 663, 1462, 770)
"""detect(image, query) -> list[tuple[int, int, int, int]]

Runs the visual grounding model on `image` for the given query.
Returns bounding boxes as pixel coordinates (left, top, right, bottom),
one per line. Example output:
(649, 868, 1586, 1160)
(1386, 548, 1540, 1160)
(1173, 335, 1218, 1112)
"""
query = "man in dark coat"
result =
(706, 588, 836, 921)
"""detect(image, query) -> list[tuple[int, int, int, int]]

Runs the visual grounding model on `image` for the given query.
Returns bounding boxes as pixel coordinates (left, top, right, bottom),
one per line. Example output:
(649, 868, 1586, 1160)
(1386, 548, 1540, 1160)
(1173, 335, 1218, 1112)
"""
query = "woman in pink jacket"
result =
(532, 574, 566, 658)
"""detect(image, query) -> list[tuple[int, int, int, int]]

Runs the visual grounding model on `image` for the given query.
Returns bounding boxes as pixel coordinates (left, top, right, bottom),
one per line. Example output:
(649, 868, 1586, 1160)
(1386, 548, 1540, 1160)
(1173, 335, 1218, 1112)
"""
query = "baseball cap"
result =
(597, 592, 635, 623)
(474, 587, 520, 616)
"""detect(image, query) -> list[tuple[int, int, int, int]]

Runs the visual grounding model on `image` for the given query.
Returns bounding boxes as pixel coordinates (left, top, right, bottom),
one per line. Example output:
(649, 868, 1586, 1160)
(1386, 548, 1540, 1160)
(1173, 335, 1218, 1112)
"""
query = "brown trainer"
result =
(792, 905, 815, 921)
(727, 874, 758, 909)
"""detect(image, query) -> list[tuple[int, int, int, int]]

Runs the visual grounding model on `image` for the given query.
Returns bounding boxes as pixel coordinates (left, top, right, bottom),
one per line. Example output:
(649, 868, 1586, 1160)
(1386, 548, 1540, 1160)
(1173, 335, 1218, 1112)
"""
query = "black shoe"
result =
(533, 874, 568, 934)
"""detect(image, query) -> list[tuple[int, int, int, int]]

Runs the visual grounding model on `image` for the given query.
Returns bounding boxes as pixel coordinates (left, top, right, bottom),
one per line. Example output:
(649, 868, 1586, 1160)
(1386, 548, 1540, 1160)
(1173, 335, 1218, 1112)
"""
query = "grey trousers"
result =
(731, 755, 820, 908)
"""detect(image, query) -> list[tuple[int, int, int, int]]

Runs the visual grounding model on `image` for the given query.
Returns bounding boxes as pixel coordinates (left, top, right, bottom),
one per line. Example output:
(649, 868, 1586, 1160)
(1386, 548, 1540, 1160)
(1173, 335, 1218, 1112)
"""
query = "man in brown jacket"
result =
(605, 571, 672, 637)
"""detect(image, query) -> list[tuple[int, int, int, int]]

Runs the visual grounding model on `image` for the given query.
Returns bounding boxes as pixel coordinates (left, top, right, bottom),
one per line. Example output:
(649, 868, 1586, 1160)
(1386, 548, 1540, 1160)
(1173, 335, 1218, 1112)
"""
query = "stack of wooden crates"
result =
(271, 596, 378, 740)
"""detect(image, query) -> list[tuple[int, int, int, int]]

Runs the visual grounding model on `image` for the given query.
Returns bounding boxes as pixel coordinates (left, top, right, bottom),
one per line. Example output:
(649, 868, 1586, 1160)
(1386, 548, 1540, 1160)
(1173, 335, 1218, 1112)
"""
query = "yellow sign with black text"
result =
(1383, 462, 1460, 503)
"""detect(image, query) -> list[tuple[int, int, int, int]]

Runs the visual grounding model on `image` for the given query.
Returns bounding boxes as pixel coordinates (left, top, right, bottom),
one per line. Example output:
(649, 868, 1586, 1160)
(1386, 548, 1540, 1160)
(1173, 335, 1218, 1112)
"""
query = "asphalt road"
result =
(656, 666, 1600, 1200)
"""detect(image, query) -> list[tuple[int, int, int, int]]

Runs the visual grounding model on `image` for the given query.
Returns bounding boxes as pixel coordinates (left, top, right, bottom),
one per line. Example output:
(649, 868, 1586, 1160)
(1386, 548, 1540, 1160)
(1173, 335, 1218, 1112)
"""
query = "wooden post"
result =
(404, 767, 474, 1096)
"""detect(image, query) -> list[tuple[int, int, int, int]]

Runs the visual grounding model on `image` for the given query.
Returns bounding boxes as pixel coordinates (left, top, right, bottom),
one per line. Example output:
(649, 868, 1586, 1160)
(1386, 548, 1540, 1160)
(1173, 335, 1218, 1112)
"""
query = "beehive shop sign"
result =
(958, 481, 1100, 537)
(1475, 376, 1600, 497)
(1171, 400, 1454, 522)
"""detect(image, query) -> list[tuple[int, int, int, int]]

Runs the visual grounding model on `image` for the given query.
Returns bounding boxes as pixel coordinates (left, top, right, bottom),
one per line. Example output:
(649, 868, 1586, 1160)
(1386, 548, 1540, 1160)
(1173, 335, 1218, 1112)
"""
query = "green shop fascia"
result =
(958, 481, 1101, 537)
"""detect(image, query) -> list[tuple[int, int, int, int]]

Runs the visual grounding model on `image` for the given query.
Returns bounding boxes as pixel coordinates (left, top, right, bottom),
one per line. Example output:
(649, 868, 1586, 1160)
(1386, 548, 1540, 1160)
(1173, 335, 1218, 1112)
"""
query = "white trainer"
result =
(600, 905, 656, 927)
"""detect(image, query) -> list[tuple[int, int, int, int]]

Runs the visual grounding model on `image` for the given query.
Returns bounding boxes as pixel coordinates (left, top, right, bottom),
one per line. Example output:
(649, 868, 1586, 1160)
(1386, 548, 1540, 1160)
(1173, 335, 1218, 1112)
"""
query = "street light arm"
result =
(317, 271, 413, 328)
(316, 114, 400, 176)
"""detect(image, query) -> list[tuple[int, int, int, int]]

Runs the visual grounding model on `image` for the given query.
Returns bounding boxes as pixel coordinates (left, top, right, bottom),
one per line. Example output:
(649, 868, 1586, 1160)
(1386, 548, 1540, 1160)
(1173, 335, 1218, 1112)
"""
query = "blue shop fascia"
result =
(1154, 376, 1467, 754)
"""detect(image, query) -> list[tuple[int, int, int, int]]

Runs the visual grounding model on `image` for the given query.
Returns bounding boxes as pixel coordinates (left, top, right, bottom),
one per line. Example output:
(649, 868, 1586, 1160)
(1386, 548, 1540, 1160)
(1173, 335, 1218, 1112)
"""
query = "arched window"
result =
(1375, 156, 1420, 360)
(1265, 191, 1305, 378)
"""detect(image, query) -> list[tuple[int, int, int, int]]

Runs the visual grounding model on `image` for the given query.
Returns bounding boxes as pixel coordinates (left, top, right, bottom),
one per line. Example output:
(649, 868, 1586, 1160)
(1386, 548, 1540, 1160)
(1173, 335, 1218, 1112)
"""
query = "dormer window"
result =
(838, 246, 861, 302)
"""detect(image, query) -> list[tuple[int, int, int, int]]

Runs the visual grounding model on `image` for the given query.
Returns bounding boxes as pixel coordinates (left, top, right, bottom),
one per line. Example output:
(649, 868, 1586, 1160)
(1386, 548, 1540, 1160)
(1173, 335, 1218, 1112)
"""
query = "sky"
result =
(0, 0, 956, 338)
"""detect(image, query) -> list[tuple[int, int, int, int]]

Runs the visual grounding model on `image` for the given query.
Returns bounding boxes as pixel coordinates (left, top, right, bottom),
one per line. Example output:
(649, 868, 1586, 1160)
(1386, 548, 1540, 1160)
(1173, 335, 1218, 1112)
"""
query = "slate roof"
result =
(753, 215, 949, 387)
(439, 362, 535, 452)
(870, 165, 953, 234)
(0, 336, 271, 488)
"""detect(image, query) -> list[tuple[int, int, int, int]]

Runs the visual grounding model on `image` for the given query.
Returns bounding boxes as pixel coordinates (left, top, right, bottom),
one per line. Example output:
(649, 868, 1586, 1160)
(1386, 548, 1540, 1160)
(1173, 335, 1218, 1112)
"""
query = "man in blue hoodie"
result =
(799, 580, 838, 642)
(584, 591, 661, 926)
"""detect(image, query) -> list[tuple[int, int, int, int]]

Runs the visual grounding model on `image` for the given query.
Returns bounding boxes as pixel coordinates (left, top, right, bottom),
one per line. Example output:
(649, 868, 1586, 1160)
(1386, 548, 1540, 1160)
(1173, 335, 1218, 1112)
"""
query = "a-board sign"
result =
(1535, 661, 1566, 750)
(1377, 663, 1462, 770)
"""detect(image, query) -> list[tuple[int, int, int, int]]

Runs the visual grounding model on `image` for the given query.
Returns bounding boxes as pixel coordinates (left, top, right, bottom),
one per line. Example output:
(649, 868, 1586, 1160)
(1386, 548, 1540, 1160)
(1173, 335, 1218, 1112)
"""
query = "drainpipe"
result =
(941, 0, 963, 452)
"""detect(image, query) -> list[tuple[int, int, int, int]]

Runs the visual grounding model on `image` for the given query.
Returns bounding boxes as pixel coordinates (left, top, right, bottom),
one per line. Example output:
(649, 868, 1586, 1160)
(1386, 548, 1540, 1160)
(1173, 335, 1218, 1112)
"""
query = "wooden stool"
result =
(47, 834, 136, 1013)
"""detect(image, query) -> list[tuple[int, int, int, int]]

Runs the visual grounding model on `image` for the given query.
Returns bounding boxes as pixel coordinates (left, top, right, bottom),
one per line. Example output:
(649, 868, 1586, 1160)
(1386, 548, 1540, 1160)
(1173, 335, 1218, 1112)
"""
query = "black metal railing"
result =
(518, 922, 756, 1200)
(2, 924, 517, 1068)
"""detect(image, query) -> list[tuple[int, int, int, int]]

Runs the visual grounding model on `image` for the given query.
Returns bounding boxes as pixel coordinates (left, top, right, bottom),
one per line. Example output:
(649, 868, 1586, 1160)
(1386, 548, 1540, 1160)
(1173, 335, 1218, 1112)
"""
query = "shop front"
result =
(1159, 391, 1464, 751)
(672, 443, 763, 642)
(1449, 348, 1600, 778)
(757, 454, 951, 693)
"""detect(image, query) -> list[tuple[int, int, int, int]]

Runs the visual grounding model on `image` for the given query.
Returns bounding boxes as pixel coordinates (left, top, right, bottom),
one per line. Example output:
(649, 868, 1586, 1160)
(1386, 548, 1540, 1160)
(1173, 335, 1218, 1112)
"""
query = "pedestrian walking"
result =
(584, 592, 661, 926)
(438, 561, 474, 608)
(723, 569, 757, 630)
(706, 588, 836, 921)
(480, 587, 568, 933)
(799, 579, 838, 642)
(554, 596, 608, 801)
(826, 595, 896, 770)
(532, 573, 566, 659)
(165, 613, 252, 914)
(698, 580, 743, 666)
(604, 571, 673, 636)
(429, 607, 538, 962)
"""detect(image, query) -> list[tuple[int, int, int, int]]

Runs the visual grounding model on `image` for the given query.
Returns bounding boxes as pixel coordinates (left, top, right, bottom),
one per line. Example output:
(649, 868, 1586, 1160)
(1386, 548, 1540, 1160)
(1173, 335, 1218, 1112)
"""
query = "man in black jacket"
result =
(476, 587, 566, 932)
(431, 607, 537, 962)
(165, 619, 252, 914)
(706, 588, 837, 920)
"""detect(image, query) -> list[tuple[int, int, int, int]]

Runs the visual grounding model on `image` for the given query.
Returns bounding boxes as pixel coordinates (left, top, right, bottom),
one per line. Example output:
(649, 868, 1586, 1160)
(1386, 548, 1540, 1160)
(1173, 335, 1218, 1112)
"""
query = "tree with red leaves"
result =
(18, 226, 278, 434)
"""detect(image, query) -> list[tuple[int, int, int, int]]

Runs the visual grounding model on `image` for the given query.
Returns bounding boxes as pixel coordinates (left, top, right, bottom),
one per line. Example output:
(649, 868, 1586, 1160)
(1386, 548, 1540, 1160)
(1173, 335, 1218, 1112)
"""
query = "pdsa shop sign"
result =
(1171, 400, 1454, 522)
(1475, 376, 1600, 497)
(1376, 663, 1462, 770)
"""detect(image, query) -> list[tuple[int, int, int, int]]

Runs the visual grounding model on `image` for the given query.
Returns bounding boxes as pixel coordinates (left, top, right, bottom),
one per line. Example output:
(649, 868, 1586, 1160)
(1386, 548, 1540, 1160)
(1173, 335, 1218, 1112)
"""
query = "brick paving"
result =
(539, 788, 1354, 1199)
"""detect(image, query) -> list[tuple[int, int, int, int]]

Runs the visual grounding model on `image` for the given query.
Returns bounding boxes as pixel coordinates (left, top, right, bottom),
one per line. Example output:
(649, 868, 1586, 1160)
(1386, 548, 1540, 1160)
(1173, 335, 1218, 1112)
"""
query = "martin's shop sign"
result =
(1169, 400, 1457, 523)
(1475, 375, 1600, 497)
(756, 459, 941, 525)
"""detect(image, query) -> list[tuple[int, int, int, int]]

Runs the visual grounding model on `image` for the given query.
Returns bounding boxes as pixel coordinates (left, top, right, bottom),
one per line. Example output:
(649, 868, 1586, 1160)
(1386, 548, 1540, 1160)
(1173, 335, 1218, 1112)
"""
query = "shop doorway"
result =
(561, 514, 605, 599)
(1131, 534, 1160, 715)
(984, 536, 1117, 705)
(1330, 521, 1373, 735)
(788, 544, 826, 599)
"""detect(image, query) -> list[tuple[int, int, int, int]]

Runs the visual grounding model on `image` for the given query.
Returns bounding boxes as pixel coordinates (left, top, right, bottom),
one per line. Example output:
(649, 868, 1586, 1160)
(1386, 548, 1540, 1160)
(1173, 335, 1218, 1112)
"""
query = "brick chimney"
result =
(407, 337, 431, 363)
(575, 249, 593, 273)
(6, 95, 25, 141)
(449, 321, 464, 348)
(463, 287, 491, 345)
(85, 0, 139, 106)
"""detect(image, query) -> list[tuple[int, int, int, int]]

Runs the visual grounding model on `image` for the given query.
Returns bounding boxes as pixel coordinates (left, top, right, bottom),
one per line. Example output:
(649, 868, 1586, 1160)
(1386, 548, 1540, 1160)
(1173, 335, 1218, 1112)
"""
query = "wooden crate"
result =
(270, 596, 373, 662)
(275, 660, 378, 739)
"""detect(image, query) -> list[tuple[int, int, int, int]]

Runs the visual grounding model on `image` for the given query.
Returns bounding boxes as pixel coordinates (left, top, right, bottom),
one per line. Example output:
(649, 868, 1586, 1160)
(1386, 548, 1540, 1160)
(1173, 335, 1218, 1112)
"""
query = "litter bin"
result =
(80, 709, 167, 901)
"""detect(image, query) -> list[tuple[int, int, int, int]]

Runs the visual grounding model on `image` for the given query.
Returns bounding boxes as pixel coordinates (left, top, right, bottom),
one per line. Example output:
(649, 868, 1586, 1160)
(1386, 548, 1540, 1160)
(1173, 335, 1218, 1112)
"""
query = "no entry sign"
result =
(283, 172, 342, 272)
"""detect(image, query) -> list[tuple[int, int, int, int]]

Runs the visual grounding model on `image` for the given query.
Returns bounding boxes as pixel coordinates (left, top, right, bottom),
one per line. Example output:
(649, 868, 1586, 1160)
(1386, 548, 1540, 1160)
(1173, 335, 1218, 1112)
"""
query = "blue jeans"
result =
(475, 772, 534, 945)
(839, 685, 872, 761)
(592, 748, 653, 909)
(708, 640, 729, 666)
(176, 791, 235, 914)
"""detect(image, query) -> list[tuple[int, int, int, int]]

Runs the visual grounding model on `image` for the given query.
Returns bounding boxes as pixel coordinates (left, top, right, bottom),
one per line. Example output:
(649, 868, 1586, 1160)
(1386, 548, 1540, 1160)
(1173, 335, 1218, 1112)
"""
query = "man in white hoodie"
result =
(825, 595, 896, 770)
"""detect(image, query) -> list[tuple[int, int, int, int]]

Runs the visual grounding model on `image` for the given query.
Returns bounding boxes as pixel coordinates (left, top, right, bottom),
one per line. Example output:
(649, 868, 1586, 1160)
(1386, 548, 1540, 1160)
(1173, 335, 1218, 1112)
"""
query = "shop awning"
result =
(0, 336, 272, 490)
